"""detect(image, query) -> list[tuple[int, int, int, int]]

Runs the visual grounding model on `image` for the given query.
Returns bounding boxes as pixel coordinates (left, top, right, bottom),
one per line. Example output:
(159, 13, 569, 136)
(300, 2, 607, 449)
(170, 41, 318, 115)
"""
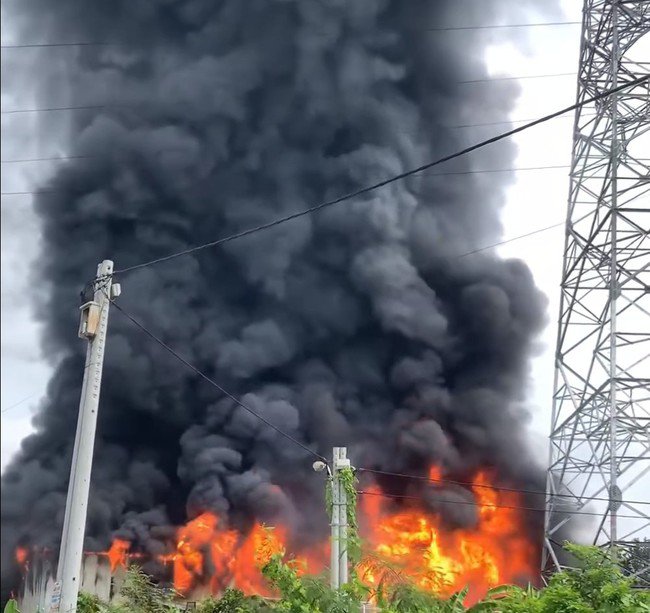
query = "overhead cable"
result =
(0, 73, 578, 115)
(356, 467, 650, 506)
(1, 394, 38, 414)
(423, 21, 581, 32)
(0, 42, 106, 49)
(1, 104, 109, 115)
(356, 490, 648, 520)
(112, 73, 649, 277)
(0, 22, 582, 50)
(457, 221, 566, 258)
(109, 298, 327, 463)
(0, 164, 572, 195)
(457, 72, 575, 85)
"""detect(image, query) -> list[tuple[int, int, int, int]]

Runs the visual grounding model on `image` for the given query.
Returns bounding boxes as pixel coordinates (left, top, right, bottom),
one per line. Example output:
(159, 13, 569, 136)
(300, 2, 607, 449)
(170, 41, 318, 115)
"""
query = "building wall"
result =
(18, 556, 121, 612)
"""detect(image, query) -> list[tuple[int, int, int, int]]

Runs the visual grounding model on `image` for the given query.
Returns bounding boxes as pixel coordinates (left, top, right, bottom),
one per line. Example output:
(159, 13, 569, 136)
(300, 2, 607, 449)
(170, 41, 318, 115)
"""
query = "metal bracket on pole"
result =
(52, 260, 118, 613)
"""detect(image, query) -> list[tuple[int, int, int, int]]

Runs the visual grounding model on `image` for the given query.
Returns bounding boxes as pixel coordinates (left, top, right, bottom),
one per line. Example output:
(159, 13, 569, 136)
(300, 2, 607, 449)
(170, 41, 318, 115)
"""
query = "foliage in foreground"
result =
(75, 541, 650, 612)
(620, 538, 650, 586)
(3, 599, 20, 613)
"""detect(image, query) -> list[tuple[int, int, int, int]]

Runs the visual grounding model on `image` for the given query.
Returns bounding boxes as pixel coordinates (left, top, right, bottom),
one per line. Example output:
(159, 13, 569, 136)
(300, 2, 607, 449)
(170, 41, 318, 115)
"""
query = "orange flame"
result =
(428, 466, 443, 483)
(359, 469, 535, 604)
(228, 524, 286, 596)
(15, 547, 28, 567)
(99, 466, 534, 603)
(154, 512, 288, 596)
(106, 539, 131, 572)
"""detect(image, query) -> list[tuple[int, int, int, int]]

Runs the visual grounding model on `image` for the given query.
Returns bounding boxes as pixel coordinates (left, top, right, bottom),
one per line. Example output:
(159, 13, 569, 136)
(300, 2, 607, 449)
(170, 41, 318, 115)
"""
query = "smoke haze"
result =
(1, 0, 557, 601)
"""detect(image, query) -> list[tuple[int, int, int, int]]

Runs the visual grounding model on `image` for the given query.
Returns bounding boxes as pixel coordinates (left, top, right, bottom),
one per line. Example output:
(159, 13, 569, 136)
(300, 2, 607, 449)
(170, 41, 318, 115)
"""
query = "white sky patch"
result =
(1, 2, 587, 470)
(1, 6, 55, 470)
(486, 0, 583, 462)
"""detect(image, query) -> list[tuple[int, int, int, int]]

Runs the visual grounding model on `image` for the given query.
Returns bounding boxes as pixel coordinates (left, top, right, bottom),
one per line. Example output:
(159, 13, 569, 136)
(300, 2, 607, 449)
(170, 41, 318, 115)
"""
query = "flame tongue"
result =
(359, 469, 534, 604)
(173, 512, 222, 593)
(157, 512, 286, 596)
(95, 467, 533, 602)
(106, 539, 130, 572)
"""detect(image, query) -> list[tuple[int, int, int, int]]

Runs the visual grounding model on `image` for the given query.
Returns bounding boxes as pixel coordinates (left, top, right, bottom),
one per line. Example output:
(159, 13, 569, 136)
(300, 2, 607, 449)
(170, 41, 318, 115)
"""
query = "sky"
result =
(1, 1, 583, 470)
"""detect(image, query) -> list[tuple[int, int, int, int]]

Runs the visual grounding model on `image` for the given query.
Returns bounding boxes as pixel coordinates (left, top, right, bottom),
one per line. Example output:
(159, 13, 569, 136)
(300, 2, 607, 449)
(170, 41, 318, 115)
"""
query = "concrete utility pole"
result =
(51, 260, 120, 613)
(330, 447, 350, 590)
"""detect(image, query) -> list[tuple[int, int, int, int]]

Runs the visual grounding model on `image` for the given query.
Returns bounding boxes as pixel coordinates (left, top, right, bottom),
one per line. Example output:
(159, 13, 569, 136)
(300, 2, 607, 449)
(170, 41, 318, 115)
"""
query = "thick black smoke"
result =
(2, 0, 557, 601)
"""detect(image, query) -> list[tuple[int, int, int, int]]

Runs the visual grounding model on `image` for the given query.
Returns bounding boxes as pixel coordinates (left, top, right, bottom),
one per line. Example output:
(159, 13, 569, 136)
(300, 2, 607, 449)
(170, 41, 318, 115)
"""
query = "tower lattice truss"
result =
(543, 0, 650, 585)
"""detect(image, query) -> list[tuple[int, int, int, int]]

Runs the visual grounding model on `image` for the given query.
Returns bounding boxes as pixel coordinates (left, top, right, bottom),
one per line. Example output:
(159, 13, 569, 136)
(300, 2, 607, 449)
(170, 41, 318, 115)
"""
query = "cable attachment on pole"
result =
(78, 279, 120, 339)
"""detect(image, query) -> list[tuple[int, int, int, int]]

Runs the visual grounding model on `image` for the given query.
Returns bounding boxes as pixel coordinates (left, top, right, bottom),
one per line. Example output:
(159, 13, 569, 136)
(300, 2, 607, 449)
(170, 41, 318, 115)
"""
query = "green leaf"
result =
(3, 599, 20, 613)
(485, 584, 520, 597)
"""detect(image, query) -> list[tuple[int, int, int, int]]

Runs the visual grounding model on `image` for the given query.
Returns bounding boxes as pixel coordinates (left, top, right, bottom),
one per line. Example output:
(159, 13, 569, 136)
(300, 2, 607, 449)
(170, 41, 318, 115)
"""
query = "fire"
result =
(98, 466, 534, 603)
(428, 465, 443, 483)
(172, 512, 223, 594)
(229, 523, 286, 595)
(155, 512, 289, 596)
(358, 470, 535, 604)
(15, 547, 28, 568)
(106, 539, 130, 572)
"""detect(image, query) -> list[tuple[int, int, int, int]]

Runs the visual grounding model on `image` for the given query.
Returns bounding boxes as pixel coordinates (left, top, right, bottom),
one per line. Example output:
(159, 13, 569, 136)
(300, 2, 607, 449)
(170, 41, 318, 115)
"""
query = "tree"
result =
(620, 539, 650, 587)
(478, 544, 650, 613)
(112, 566, 177, 613)
(77, 566, 178, 613)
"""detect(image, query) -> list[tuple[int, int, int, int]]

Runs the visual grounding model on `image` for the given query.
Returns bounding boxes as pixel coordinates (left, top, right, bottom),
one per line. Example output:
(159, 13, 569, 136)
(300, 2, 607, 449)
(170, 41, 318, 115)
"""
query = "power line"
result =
(1, 104, 109, 115)
(0, 164, 572, 196)
(356, 467, 650, 507)
(0, 42, 106, 49)
(409, 164, 570, 176)
(457, 72, 575, 85)
(0, 22, 582, 50)
(458, 221, 566, 258)
(423, 21, 581, 32)
(1, 393, 38, 414)
(0, 191, 567, 258)
(450, 115, 582, 129)
(112, 74, 649, 277)
(356, 490, 647, 520)
(108, 298, 327, 463)
(0, 189, 570, 263)
(0, 117, 584, 165)
(1, 154, 91, 164)
(1, 189, 60, 196)
(0, 73, 578, 115)
(99, 302, 647, 517)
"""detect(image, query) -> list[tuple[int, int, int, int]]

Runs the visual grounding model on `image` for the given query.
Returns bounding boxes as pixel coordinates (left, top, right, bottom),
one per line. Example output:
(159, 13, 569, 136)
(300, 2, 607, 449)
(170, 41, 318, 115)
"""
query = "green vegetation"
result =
(72, 541, 649, 612)
(475, 544, 650, 612)
(620, 539, 650, 587)
(3, 599, 20, 613)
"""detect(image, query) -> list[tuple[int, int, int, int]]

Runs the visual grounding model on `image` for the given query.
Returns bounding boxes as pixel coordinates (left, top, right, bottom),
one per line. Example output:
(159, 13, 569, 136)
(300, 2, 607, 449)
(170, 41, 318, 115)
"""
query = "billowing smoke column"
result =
(2, 0, 556, 601)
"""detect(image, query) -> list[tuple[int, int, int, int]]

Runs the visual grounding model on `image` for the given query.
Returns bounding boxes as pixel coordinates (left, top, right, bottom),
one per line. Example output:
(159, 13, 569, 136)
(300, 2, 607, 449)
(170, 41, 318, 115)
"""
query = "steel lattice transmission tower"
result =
(542, 0, 650, 583)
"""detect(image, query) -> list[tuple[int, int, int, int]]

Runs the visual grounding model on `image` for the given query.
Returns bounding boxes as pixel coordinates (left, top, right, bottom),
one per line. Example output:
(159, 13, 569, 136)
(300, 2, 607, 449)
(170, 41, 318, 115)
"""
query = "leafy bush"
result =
(77, 592, 103, 613)
(70, 540, 650, 612)
(197, 589, 270, 613)
(110, 566, 177, 613)
(620, 538, 650, 586)
(476, 544, 650, 613)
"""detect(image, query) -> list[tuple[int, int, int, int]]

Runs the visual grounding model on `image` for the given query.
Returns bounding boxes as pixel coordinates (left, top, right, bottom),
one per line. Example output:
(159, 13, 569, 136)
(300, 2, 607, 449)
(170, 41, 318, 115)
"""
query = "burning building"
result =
(2, 0, 557, 606)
